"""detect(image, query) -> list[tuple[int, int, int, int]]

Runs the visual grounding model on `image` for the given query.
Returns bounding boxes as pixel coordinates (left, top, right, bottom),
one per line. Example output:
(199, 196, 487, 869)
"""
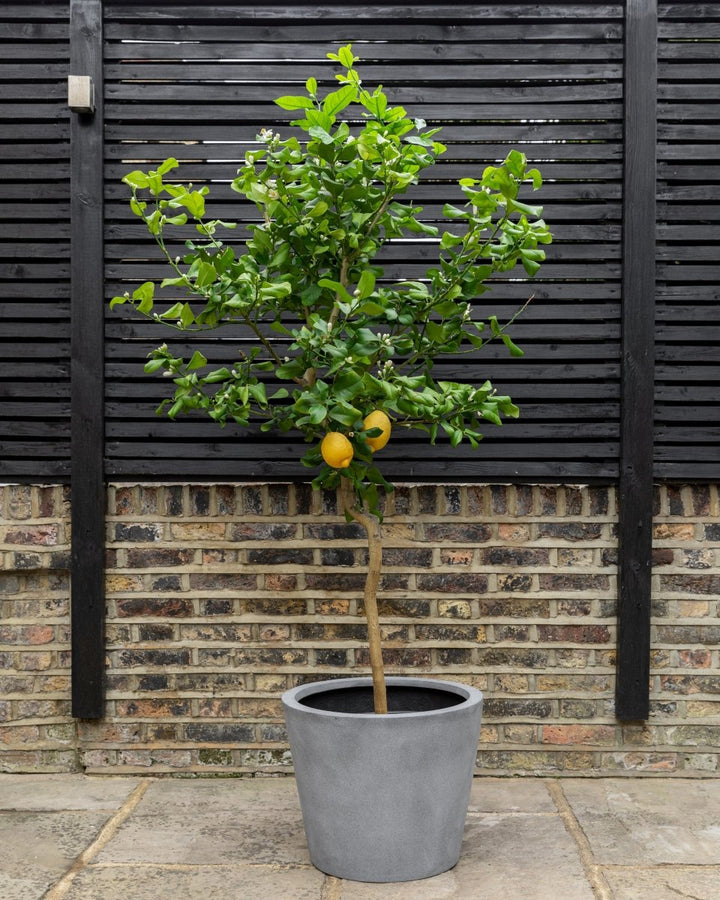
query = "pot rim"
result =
(282, 675, 483, 719)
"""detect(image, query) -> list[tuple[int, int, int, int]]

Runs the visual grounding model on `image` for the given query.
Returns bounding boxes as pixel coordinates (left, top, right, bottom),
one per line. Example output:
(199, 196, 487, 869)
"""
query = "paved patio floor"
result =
(1, 774, 718, 899)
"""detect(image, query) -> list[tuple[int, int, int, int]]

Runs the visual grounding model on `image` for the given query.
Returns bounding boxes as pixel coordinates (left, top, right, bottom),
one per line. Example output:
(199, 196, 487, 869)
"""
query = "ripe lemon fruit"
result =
(321, 432, 354, 469)
(363, 410, 392, 451)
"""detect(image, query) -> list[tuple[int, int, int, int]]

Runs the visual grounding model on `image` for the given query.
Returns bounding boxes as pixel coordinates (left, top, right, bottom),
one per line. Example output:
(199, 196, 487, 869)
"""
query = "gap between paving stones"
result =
(547, 780, 613, 900)
(43, 780, 151, 899)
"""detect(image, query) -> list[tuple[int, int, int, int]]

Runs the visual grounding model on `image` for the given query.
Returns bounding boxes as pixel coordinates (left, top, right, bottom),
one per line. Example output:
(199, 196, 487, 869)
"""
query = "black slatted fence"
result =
(0, 2, 71, 477)
(103, 1, 625, 480)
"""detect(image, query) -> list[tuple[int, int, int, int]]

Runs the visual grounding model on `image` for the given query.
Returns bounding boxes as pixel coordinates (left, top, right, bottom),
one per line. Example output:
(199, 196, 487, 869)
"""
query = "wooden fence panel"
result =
(655, 3, 720, 478)
(0, 1, 71, 478)
(102, 0, 625, 480)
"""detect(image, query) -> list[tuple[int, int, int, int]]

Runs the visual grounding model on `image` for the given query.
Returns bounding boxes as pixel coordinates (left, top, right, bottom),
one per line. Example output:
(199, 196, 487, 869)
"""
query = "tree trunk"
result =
(340, 481, 388, 714)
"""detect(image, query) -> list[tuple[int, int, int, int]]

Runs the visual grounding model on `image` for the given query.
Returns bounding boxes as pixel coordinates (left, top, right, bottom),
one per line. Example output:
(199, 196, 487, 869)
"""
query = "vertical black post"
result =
(616, 0, 657, 721)
(70, 0, 105, 718)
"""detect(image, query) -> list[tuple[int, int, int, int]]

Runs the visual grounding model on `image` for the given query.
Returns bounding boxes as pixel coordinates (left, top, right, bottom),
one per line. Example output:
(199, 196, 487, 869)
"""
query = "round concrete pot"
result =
(282, 675, 483, 883)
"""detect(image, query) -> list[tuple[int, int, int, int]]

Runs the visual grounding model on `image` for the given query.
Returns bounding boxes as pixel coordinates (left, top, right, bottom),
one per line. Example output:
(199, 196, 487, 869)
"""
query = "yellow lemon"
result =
(321, 432, 354, 468)
(363, 410, 392, 451)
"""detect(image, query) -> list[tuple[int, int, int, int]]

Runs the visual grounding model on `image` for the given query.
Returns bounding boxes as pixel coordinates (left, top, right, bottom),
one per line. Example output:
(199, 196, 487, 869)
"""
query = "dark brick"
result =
(443, 486, 462, 514)
(559, 699, 597, 719)
(190, 486, 210, 515)
(185, 723, 255, 743)
(321, 548, 355, 567)
(660, 574, 720, 595)
(138, 624, 175, 642)
(231, 522, 297, 541)
(268, 484, 290, 515)
(537, 522, 602, 542)
(498, 574, 533, 592)
(479, 598, 550, 617)
(216, 485, 237, 516)
(485, 548, 550, 567)
(306, 573, 366, 592)
(416, 625, 484, 641)
(705, 524, 720, 541)
(118, 649, 191, 667)
(114, 523, 163, 542)
(138, 674, 169, 691)
(601, 548, 618, 566)
(151, 575, 183, 592)
(490, 484, 508, 514)
(537, 625, 611, 643)
(484, 699, 552, 718)
(116, 598, 194, 618)
(199, 749, 234, 765)
(515, 484, 534, 516)
(691, 484, 711, 515)
(259, 724, 287, 742)
(565, 487, 584, 516)
(558, 599, 593, 616)
(476, 648, 549, 668)
(235, 648, 307, 665)
(189, 573, 257, 591)
(656, 625, 720, 645)
(321, 489, 338, 515)
(539, 574, 610, 591)
(166, 485, 184, 516)
(294, 623, 366, 641)
(202, 599, 233, 615)
(417, 485, 437, 514)
(417, 573, 488, 593)
(652, 548, 674, 566)
(293, 483, 313, 515)
(248, 548, 313, 566)
(423, 523, 491, 543)
(241, 486, 264, 514)
(305, 522, 364, 541)
(383, 548, 433, 567)
(494, 624, 531, 642)
(241, 597, 306, 615)
(392, 485, 412, 515)
(315, 649, 349, 666)
(666, 485, 685, 516)
(126, 548, 194, 568)
(588, 486, 610, 516)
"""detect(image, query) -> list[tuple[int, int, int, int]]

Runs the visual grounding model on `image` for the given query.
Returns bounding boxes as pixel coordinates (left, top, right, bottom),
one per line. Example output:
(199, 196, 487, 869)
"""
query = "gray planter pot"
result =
(282, 675, 483, 883)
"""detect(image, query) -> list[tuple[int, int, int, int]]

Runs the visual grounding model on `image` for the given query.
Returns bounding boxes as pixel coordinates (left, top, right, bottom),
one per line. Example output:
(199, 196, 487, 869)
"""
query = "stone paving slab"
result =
(561, 778, 720, 865)
(0, 810, 111, 900)
(62, 865, 326, 900)
(1, 774, 720, 900)
(0, 774, 140, 812)
(603, 867, 720, 900)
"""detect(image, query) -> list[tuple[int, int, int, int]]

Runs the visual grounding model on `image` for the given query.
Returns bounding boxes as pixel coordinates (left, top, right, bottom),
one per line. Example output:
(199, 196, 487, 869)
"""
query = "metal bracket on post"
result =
(68, 74, 95, 114)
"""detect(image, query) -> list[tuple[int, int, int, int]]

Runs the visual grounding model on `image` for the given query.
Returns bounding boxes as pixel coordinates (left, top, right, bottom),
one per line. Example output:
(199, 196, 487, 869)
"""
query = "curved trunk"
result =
(340, 481, 388, 714)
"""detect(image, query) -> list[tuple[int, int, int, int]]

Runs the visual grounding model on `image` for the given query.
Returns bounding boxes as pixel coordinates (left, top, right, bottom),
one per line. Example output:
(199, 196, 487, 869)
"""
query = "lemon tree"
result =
(110, 45, 551, 712)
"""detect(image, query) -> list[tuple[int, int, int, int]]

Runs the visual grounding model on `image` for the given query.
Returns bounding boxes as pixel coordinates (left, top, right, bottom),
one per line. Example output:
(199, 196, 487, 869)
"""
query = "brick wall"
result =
(0, 485, 76, 772)
(1, 482, 719, 775)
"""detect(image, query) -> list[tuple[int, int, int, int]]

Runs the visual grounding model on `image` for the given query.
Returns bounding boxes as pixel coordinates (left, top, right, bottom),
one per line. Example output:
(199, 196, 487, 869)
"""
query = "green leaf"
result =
(123, 170, 149, 189)
(132, 281, 155, 314)
(337, 44, 357, 69)
(323, 84, 356, 117)
(195, 260, 216, 288)
(109, 294, 128, 310)
(155, 157, 179, 176)
(356, 270, 376, 300)
(501, 334, 524, 357)
(275, 95, 315, 111)
(306, 77, 317, 96)
(187, 350, 207, 370)
(308, 125, 334, 145)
